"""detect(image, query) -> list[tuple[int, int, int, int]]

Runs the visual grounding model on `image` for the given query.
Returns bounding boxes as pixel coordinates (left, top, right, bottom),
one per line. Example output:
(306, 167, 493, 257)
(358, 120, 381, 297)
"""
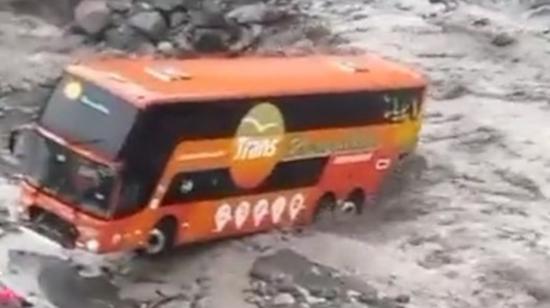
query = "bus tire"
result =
(345, 189, 366, 215)
(143, 217, 177, 256)
(313, 193, 336, 227)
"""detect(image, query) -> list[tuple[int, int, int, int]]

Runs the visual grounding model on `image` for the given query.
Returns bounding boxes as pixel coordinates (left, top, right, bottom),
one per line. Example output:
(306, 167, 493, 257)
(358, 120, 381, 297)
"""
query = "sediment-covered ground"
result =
(0, 0, 550, 308)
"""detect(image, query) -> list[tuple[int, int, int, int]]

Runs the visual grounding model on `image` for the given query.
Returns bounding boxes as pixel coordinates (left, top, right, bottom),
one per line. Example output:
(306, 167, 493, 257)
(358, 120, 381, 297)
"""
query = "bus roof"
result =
(66, 54, 427, 109)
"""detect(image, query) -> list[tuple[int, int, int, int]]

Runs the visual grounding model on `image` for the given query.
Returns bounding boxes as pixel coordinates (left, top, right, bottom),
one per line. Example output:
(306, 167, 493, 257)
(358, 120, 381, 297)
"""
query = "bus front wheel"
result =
(142, 218, 177, 256)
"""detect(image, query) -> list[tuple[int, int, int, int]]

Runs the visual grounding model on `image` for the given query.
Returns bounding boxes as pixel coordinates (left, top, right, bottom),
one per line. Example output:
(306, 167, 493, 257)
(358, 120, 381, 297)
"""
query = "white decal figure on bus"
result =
(214, 193, 307, 232)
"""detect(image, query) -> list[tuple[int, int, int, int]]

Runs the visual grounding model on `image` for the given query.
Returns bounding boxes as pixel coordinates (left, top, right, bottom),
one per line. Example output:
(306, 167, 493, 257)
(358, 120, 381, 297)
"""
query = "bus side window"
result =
(161, 158, 327, 206)
(162, 169, 235, 205)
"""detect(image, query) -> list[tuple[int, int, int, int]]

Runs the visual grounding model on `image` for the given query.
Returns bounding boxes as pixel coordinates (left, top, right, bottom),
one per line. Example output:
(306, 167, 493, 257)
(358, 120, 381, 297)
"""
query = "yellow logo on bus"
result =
(230, 102, 286, 189)
(64, 80, 83, 100)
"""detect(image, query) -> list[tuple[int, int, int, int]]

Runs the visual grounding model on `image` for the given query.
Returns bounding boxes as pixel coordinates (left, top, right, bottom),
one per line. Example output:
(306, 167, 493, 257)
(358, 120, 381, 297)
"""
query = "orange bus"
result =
(7, 54, 427, 255)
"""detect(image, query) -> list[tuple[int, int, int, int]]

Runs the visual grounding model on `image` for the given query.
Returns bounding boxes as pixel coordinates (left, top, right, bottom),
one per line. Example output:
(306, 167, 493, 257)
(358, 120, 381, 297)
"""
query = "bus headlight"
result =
(85, 239, 100, 252)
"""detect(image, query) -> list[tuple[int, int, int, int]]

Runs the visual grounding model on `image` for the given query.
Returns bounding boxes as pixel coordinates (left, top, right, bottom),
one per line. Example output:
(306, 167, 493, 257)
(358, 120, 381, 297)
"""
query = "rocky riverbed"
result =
(1, 0, 550, 308)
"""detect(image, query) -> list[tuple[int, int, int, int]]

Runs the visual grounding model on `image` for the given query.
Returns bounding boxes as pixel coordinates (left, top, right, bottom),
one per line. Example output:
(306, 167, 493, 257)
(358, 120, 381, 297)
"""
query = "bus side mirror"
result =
(7, 129, 21, 155)
(6, 125, 32, 159)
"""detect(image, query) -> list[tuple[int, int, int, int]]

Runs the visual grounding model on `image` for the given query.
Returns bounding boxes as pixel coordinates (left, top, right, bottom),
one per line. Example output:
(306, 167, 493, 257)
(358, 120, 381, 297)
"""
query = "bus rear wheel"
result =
(142, 218, 177, 256)
(335, 189, 365, 221)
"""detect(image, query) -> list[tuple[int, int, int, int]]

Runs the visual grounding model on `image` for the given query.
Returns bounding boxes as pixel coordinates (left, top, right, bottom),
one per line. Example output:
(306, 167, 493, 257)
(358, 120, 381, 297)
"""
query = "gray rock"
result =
(157, 41, 176, 55)
(340, 276, 378, 301)
(149, 0, 185, 11)
(439, 83, 468, 100)
(244, 294, 264, 305)
(394, 294, 410, 304)
(172, 32, 194, 53)
(170, 11, 188, 27)
(375, 298, 405, 308)
(189, 10, 228, 28)
(229, 24, 263, 52)
(192, 28, 232, 52)
(304, 24, 332, 42)
(227, 3, 289, 24)
(104, 24, 149, 51)
(272, 293, 296, 306)
(309, 287, 338, 300)
(492, 33, 516, 47)
(472, 17, 490, 27)
(250, 249, 313, 282)
(106, 0, 133, 13)
(129, 11, 168, 40)
(74, 0, 111, 35)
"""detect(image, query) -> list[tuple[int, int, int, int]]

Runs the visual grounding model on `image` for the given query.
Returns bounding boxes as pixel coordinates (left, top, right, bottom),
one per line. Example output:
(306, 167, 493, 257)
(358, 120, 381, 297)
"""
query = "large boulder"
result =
(170, 11, 189, 28)
(74, 0, 111, 36)
(192, 28, 232, 52)
(129, 11, 168, 40)
(104, 24, 149, 51)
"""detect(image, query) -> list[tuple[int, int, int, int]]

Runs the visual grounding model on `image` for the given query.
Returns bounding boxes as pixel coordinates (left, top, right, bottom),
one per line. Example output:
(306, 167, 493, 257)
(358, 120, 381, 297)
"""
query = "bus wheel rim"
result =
(341, 201, 357, 213)
(145, 229, 166, 255)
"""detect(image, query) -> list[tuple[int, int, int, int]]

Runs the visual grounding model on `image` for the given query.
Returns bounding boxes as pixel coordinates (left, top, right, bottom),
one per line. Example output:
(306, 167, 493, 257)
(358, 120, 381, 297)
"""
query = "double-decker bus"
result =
(7, 54, 427, 255)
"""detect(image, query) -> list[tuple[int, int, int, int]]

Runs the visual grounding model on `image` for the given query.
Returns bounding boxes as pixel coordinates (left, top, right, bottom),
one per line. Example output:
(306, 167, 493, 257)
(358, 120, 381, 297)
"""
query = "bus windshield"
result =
(21, 130, 117, 218)
(39, 75, 139, 160)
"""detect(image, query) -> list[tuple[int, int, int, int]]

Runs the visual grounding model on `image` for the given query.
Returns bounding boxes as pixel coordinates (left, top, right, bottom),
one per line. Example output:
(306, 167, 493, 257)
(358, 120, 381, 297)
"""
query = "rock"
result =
(170, 11, 188, 27)
(491, 33, 516, 47)
(129, 11, 168, 40)
(106, 0, 133, 13)
(229, 24, 263, 52)
(358, 291, 379, 304)
(157, 41, 176, 55)
(376, 298, 405, 308)
(439, 83, 468, 100)
(244, 294, 263, 305)
(172, 32, 194, 54)
(74, 0, 111, 36)
(304, 24, 332, 42)
(192, 28, 232, 52)
(149, 0, 185, 12)
(251, 280, 270, 295)
(395, 294, 410, 304)
(309, 287, 338, 300)
(273, 275, 298, 294)
(272, 293, 296, 306)
(472, 18, 490, 27)
(189, 10, 228, 28)
(226, 3, 289, 24)
(104, 24, 149, 51)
